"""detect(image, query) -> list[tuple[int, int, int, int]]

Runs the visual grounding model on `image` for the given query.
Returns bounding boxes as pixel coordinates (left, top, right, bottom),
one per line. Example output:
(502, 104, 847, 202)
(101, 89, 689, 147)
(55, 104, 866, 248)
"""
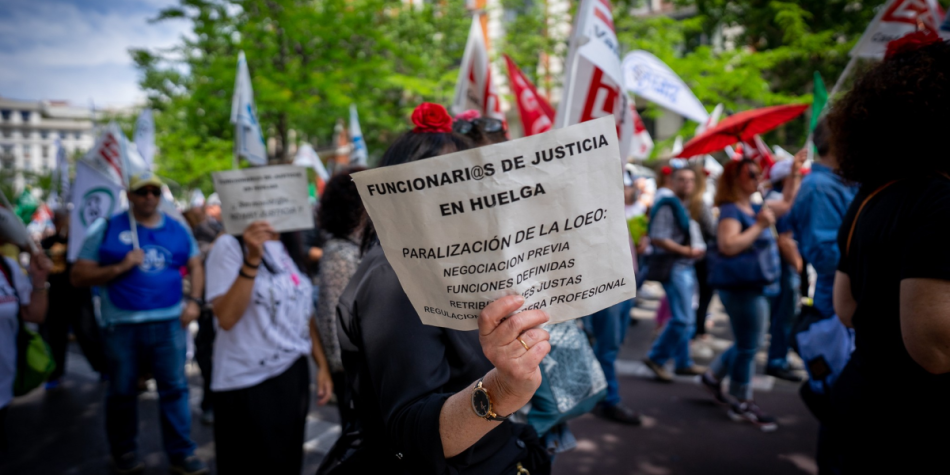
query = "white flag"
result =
(695, 103, 723, 136)
(293, 143, 330, 182)
(556, 0, 635, 160)
(349, 104, 368, 166)
(629, 106, 654, 160)
(54, 138, 70, 206)
(81, 123, 146, 186)
(452, 14, 504, 121)
(851, 0, 943, 59)
(134, 108, 156, 169)
(621, 51, 709, 123)
(68, 161, 126, 261)
(230, 51, 267, 166)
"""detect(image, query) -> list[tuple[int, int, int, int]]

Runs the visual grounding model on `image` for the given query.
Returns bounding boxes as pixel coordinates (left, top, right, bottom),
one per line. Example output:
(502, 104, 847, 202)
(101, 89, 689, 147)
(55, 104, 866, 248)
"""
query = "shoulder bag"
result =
(706, 211, 780, 289)
(2, 257, 56, 397)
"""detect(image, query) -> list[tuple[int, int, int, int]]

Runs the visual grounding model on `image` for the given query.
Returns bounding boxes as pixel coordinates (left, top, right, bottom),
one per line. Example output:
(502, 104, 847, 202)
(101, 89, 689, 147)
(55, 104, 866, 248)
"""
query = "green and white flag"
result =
(810, 72, 828, 133)
(67, 160, 125, 262)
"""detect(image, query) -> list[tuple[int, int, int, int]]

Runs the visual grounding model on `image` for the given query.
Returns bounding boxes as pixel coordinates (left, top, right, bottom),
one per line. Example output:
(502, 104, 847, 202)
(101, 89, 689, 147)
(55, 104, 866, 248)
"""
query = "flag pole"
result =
(233, 123, 240, 170)
(555, 0, 591, 129)
(118, 134, 140, 250)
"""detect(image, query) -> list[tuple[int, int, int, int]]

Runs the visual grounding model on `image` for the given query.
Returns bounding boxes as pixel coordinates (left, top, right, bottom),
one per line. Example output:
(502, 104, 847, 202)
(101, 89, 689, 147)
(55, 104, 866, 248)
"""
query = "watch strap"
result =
(474, 378, 509, 422)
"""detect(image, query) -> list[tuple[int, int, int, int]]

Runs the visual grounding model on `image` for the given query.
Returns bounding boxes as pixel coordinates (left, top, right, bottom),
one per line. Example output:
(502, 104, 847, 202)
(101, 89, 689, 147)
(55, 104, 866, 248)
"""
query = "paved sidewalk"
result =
(1, 288, 819, 475)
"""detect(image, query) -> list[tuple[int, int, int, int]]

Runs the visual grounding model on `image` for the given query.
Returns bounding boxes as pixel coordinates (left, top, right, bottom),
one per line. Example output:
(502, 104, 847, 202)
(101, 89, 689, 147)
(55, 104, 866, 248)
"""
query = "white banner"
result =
(851, 0, 943, 59)
(134, 108, 156, 169)
(212, 165, 314, 235)
(452, 14, 504, 121)
(293, 143, 329, 182)
(349, 104, 368, 166)
(352, 116, 636, 330)
(68, 161, 126, 262)
(80, 123, 148, 186)
(54, 138, 70, 207)
(629, 106, 653, 160)
(556, 0, 635, 160)
(621, 50, 709, 123)
(230, 51, 267, 166)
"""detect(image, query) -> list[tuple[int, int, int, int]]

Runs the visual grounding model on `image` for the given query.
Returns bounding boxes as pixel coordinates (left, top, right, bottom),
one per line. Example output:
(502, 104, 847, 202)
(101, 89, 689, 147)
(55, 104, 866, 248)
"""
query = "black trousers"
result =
(693, 257, 715, 337)
(41, 288, 105, 380)
(194, 310, 216, 413)
(214, 356, 310, 475)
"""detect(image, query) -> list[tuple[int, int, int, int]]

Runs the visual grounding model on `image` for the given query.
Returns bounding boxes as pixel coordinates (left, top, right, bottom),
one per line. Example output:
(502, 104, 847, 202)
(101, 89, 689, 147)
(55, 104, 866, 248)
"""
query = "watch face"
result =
(472, 388, 491, 417)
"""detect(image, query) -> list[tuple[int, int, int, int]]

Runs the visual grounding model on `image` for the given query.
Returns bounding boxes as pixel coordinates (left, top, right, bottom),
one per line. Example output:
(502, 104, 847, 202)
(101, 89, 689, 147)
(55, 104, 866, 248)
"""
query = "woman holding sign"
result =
(318, 103, 552, 475)
(205, 223, 334, 474)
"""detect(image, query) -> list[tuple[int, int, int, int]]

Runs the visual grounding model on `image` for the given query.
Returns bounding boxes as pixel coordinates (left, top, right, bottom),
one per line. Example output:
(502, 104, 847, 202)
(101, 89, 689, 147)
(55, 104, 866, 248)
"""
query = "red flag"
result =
(504, 55, 554, 136)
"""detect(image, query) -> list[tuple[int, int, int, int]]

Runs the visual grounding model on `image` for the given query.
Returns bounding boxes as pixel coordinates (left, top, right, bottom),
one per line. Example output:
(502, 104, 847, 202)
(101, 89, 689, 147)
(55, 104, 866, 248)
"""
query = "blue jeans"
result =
(103, 318, 195, 460)
(585, 299, 633, 407)
(710, 289, 770, 401)
(768, 263, 800, 369)
(647, 263, 696, 370)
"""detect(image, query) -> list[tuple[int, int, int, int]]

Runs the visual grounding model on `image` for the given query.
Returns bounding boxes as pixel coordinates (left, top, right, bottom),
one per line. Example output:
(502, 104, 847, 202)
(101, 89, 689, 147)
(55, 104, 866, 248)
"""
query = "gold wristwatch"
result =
(471, 378, 508, 421)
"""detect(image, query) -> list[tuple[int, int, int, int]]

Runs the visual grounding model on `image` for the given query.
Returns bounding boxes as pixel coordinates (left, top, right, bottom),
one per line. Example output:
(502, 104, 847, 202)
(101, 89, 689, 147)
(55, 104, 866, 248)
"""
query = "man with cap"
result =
(764, 158, 805, 382)
(71, 172, 208, 475)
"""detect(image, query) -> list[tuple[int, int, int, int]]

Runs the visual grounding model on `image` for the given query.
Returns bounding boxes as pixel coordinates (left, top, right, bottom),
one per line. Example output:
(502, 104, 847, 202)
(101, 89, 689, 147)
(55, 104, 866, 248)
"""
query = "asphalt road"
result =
(1, 288, 819, 475)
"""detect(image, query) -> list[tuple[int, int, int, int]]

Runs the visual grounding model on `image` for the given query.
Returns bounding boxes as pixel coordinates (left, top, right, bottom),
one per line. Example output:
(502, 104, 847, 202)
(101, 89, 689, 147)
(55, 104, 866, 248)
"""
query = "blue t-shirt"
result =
(78, 212, 199, 326)
(718, 203, 780, 294)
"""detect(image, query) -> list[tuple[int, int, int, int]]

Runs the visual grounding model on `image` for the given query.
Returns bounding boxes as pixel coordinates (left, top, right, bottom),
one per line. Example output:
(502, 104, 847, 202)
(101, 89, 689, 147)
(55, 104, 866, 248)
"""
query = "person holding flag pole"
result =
(555, 0, 642, 426)
(71, 131, 208, 473)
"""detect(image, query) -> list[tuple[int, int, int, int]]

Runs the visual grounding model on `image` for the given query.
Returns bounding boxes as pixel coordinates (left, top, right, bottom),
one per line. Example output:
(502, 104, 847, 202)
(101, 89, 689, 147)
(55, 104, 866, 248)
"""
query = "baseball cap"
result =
(129, 172, 163, 191)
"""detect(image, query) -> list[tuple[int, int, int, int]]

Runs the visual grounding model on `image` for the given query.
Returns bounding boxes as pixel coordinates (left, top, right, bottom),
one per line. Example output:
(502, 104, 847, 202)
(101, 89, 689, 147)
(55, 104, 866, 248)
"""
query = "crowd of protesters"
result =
(0, 32, 948, 475)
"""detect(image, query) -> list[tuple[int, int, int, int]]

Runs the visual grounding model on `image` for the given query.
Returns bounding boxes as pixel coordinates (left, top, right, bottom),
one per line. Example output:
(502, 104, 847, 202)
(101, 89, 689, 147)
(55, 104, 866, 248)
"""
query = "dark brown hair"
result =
(714, 159, 756, 207)
(318, 166, 367, 239)
(829, 40, 950, 188)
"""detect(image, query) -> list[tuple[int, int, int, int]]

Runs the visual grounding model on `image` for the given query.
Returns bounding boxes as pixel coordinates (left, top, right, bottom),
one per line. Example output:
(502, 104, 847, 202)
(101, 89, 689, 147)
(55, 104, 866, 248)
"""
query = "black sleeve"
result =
(836, 191, 863, 275)
(900, 184, 950, 281)
(354, 262, 461, 474)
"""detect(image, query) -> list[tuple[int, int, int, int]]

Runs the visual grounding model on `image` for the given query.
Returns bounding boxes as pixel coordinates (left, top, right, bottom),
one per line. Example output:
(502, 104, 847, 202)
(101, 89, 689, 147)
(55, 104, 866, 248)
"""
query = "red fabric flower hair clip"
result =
(885, 30, 942, 61)
(412, 102, 454, 134)
(660, 166, 673, 176)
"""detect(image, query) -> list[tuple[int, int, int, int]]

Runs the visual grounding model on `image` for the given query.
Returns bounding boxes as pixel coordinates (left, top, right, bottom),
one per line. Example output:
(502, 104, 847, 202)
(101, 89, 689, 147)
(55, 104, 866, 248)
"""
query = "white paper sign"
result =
(212, 165, 314, 234)
(353, 116, 636, 330)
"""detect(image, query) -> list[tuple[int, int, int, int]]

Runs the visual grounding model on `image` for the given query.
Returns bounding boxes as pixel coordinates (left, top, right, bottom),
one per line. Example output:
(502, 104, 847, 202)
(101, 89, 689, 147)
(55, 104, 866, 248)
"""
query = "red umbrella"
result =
(677, 104, 809, 158)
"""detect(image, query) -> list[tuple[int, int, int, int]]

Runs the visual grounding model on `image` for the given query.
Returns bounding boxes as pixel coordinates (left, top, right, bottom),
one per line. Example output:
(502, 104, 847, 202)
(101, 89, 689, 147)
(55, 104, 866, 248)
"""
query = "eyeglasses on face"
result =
(452, 118, 505, 135)
(133, 187, 162, 197)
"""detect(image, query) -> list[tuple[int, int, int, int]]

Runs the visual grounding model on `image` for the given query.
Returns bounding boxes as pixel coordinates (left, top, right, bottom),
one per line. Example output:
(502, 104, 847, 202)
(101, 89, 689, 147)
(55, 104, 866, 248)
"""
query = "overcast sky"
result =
(0, 0, 189, 108)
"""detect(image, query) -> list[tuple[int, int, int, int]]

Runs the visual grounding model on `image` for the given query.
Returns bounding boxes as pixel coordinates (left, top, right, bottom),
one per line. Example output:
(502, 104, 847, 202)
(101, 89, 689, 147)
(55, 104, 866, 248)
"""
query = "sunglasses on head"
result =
(133, 187, 161, 197)
(453, 118, 505, 135)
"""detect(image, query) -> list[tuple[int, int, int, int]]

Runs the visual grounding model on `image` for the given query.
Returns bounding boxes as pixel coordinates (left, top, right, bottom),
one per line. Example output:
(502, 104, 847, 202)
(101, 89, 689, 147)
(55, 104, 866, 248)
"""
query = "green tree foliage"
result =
(132, 0, 471, 194)
(611, 0, 924, 153)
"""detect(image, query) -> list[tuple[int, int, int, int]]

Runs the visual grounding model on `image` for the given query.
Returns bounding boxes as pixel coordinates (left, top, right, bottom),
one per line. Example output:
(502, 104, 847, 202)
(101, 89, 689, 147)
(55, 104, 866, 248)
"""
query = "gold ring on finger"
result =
(518, 337, 530, 351)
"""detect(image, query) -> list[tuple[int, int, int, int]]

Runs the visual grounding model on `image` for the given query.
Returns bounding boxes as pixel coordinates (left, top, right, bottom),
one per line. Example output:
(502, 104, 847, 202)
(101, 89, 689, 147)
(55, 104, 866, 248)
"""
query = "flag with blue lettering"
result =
(349, 104, 368, 166)
(230, 51, 267, 166)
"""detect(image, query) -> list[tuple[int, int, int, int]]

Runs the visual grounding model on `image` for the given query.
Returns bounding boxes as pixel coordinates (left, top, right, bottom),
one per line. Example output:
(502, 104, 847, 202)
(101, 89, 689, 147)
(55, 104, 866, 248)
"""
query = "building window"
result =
(1, 129, 10, 138)
(23, 158, 32, 171)
(1, 145, 12, 155)
(20, 111, 31, 122)
(42, 145, 49, 159)
(1, 158, 12, 170)
(40, 129, 49, 139)
(60, 130, 68, 139)
(0, 110, 10, 122)
(74, 132, 81, 140)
